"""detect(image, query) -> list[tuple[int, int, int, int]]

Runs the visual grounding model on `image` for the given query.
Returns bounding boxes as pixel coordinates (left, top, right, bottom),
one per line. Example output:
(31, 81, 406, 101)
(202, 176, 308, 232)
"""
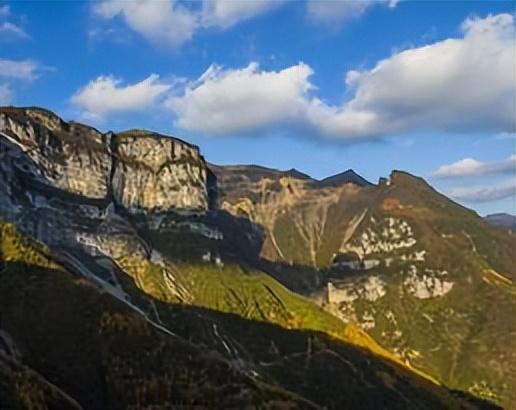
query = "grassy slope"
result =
(138, 224, 412, 368)
(1, 221, 494, 409)
(0, 221, 319, 410)
(372, 172, 516, 407)
(323, 172, 516, 407)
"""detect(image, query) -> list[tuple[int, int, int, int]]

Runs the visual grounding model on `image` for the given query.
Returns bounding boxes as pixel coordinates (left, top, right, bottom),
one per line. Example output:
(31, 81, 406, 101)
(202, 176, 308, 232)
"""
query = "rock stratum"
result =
(0, 106, 513, 409)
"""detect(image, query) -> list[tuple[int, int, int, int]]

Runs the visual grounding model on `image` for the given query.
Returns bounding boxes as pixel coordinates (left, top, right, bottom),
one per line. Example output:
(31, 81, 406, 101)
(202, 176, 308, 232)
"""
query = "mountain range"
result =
(0, 107, 514, 409)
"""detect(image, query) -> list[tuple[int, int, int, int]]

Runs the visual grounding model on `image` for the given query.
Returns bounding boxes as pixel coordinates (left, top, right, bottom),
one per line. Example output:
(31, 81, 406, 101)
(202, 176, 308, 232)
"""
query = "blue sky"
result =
(0, 0, 515, 215)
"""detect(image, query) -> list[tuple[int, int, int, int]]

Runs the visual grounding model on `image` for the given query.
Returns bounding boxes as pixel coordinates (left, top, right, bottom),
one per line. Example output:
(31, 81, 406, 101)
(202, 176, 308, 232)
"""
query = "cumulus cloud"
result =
(94, 0, 285, 47)
(314, 13, 515, 138)
(166, 62, 314, 134)
(434, 155, 516, 178)
(449, 180, 516, 203)
(0, 59, 40, 81)
(71, 74, 171, 118)
(167, 13, 515, 139)
(202, 0, 283, 28)
(94, 0, 400, 47)
(95, 0, 198, 47)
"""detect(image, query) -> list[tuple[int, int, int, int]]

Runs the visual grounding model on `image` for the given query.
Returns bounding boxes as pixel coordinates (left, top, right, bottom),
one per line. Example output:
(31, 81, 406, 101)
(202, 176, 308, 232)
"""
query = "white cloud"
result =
(434, 155, 516, 178)
(0, 59, 47, 104)
(95, 0, 287, 47)
(95, 0, 198, 47)
(167, 13, 515, 139)
(202, 0, 283, 28)
(94, 0, 399, 47)
(71, 74, 171, 118)
(0, 83, 12, 105)
(0, 59, 39, 80)
(312, 13, 516, 138)
(449, 180, 516, 203)
(166, 62, 314, 135)
(0, 21, 28, 38)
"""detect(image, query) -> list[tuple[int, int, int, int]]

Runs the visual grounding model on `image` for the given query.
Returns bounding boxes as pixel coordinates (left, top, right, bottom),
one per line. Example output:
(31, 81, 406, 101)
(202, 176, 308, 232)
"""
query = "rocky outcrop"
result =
(0, 107, 210, 213)
(112, 131, 207, 213)
(0, 107, 111, 199)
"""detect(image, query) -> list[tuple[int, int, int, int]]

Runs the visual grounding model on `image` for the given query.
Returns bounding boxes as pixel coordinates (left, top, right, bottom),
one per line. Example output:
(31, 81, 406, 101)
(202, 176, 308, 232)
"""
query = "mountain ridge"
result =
(484, 213, 516, 233)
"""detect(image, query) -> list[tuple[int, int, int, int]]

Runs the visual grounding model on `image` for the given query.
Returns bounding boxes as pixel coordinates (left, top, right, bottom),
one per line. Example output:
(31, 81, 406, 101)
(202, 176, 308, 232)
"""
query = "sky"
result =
(0, 0, 515, 216)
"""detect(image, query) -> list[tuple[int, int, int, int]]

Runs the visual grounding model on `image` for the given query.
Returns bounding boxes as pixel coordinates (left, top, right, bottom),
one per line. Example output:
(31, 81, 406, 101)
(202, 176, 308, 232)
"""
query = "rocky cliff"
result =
(0, 107, 209, 213)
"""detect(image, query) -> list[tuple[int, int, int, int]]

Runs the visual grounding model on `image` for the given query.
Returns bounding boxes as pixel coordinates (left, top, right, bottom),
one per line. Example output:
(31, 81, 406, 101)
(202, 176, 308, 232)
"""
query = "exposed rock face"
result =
(0, 108, 111, 199)
(403, 265, 454, 299)
(112, 131, 208, 213)
(211, 163, 371, 267)
(0, 108, 210, 213)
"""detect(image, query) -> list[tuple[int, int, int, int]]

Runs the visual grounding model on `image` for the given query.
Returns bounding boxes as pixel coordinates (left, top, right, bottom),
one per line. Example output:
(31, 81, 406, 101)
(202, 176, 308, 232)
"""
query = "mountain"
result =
(0, 106, 510, 409)
(318, 169, 373, 187)
(213, 166, 516, 408)
(484, 213, 516, 233)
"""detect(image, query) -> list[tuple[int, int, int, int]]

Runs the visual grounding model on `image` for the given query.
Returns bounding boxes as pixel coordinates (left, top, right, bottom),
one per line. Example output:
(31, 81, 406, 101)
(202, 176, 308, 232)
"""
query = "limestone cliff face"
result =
(0, 107, 210, 213)
(0, 108, 111, 199)
(112, 131, 208, 213)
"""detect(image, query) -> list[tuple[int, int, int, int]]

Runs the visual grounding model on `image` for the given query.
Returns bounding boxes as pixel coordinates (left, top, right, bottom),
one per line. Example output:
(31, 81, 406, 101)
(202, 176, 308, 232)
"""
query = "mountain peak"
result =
(318, 169, 372, 187)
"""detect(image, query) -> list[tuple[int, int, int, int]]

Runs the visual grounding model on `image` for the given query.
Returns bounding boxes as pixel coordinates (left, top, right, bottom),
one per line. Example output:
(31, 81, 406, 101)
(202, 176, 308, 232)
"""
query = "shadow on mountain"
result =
(0, 260, 501, 410)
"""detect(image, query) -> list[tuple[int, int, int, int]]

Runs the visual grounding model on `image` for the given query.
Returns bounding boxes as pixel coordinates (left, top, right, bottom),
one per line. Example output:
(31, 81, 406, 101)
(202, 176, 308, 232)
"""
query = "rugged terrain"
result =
(213, 164, 516, 408)
(0, 106, 512, 409)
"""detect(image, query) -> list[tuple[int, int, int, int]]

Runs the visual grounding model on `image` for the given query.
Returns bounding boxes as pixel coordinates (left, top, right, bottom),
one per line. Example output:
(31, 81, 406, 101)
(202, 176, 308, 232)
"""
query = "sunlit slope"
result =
(215, 166, 516, 408)
(0, 221, 495, 409)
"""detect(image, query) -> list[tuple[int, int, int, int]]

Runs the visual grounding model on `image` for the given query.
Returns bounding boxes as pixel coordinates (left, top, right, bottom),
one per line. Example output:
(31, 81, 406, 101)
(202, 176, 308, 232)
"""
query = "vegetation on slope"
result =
(0, 221, 495, 409)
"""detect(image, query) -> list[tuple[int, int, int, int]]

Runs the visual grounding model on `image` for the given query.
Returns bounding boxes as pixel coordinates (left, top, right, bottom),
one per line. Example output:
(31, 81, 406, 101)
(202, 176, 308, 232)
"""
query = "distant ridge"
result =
(318, 169, 373, 187)
(209, 163, 314, 183)
(484, 213, 516, 232)
(211, 164, 372, 187)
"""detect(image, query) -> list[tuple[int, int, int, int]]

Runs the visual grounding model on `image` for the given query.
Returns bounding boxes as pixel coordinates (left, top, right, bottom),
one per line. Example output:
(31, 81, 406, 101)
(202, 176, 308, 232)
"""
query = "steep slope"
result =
(0, 220, 499, 410)
(211, 163, 378, 269)
(215, 166, 516, 408)
(0, 106, 491, 409)
(0, 222, 318, 409)
(0, 107, 209, 213)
